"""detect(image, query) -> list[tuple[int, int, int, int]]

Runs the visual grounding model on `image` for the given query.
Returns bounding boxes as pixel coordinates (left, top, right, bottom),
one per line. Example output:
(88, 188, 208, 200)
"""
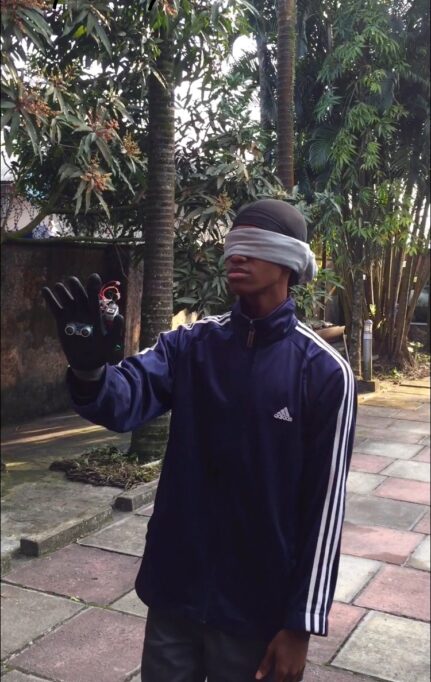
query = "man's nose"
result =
(228, 254, 248, 263)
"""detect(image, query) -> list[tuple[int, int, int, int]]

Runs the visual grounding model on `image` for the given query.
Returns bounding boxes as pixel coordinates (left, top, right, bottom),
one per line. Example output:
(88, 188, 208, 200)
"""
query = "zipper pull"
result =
(246, 323, 255, 348)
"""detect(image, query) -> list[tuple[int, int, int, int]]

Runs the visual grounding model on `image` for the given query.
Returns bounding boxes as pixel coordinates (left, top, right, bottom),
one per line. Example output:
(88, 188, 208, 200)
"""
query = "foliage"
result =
(295, 0, 430, 368)
(1, 0, 256, 237)
(49, 445, 162, 488)
(2, 0, 429, 369)
(1, 1, 155, 229)
(291, 268, 344, 322)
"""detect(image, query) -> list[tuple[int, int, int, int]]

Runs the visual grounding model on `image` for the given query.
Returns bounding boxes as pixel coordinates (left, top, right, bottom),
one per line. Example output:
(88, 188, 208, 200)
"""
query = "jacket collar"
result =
(231, 297, 298, 348)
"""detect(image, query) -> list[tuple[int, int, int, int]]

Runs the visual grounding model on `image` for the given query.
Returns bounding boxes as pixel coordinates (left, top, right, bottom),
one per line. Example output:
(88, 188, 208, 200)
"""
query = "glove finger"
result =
(41, 286, 63, 319)
(67, 276, 88, 312)
(54, 282, 75, 312)
(110, 314, 124, 348)
(86, 273, 103, 334)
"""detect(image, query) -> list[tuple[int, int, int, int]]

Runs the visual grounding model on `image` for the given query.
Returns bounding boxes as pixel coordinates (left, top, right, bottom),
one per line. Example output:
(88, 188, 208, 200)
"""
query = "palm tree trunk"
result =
(129, 30, 176, 463)
(256, 32, 275, 133)
(277, 0, 296, 193)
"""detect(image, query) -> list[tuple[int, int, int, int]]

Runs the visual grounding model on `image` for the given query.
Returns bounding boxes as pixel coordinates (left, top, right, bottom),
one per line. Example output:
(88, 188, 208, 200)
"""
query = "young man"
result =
(42, 199, 356, 682)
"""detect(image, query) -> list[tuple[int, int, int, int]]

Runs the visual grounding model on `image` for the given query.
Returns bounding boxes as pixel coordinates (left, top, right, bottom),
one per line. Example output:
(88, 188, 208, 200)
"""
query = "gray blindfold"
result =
(224, 227, 318, 284)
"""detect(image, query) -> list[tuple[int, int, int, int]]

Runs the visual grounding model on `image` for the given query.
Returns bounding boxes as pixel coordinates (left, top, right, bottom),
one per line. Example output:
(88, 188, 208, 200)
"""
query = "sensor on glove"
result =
(63, 281, 121, 338)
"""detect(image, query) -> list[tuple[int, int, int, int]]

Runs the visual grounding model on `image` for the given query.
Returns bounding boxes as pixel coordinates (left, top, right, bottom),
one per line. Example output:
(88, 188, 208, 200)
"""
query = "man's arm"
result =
(42, 273, 177, 433)
(283, 358, 356, 636)
(256, 354, 356, 681)
(67, 332, 177, 432)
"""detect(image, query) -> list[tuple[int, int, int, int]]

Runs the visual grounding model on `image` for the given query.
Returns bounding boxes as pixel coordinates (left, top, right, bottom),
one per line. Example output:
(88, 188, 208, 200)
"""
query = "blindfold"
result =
(224, 227, 318, 284)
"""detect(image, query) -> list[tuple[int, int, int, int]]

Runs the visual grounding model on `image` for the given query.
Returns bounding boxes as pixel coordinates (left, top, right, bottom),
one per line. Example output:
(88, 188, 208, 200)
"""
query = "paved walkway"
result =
(1, 378, 430, 682)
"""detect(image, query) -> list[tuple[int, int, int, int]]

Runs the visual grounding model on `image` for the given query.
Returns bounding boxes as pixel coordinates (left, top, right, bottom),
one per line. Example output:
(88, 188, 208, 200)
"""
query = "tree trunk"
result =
(390, 195, 422, 363)
(349, 268, 364, 376)
(256, 30, 276, 165)
(256, 32, 275, 133)
(277, 0, 296, 193)
(129, 30, 176, 463)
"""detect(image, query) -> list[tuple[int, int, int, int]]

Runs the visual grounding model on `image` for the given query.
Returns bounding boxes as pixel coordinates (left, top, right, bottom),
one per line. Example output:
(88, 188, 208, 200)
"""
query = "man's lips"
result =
(227, 269, 250, 279)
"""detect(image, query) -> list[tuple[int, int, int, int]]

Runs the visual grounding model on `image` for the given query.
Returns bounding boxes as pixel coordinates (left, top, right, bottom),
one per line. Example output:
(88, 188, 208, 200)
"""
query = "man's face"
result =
(225, 252, 289, 296)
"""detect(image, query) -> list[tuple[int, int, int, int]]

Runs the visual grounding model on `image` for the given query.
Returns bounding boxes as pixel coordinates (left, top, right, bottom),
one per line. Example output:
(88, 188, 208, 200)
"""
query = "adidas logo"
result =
(274, 407, 293, 422)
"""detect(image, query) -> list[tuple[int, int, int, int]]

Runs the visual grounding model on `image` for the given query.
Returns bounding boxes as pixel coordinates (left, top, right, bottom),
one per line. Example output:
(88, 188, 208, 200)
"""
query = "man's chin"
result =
(227, 281, 256, 296)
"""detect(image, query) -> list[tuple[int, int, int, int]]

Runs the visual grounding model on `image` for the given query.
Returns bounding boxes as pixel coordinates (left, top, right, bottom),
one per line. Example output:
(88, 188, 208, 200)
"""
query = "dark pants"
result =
(141, 608, 275, 682)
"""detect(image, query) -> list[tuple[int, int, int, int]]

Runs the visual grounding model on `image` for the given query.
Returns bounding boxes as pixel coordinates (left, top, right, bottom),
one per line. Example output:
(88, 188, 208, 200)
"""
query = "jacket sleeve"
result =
(67, 330, 178, 433)
(284, 355, 357, 636)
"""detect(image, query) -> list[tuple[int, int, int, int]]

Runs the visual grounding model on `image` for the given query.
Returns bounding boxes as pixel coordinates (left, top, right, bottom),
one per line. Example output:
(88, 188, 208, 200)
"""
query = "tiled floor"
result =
(1, 379, 430, 682)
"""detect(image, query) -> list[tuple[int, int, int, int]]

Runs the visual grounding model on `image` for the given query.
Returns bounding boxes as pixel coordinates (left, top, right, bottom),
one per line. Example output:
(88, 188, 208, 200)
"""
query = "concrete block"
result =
(375, 477, 430, 505)
(350, 453, 393, 473)
(380, 460, 430, 483)
(333, 611, 430, 682)
(355, 415, 393, 428)
(408, 535, 430, 572)
(355, 427, 422, 444)
(110, 589, 148, 618)
(78, 514, 149, 557)
(9, 607, 145, 682)
(414, 511, 430, 534)
(387, 419, 430, 434)
(354, 565, 430, 620)
(357, 380, 379, 394)
(1, 552, 11, 577)
(1, 671, 51, 681)
(114, 480, 158, 512)
(304, 663, 375, 681)
(346, 472, 384, 494)
(352, 441, 424, 459)
(135, 502, 154, 517)
(5, 544, 139, 606)
(0, 583, 83, 660)
(308, 603, 366, 665)
(345, 494, 426, 531)
(20, 507, 113, 557)
(334, 555, 381, 603)
(414, 447, 430, 462)
(341, 522, 423, 564)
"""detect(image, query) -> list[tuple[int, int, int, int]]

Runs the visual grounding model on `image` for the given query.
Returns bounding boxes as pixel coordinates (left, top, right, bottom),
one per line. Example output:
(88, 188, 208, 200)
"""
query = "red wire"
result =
(99, 281, 121, 300)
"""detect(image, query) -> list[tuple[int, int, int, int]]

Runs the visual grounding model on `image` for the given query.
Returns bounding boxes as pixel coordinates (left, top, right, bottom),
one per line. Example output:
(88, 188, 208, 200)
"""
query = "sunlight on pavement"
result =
(2, 425, 104, 446)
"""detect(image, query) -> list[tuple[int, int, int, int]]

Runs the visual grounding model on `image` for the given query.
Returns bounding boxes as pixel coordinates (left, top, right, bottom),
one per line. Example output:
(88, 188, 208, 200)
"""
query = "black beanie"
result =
(232, 199, 307, 243)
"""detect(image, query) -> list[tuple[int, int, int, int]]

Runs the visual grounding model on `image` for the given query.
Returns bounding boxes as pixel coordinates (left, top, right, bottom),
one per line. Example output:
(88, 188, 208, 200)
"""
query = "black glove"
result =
(41, 273, 124, 371)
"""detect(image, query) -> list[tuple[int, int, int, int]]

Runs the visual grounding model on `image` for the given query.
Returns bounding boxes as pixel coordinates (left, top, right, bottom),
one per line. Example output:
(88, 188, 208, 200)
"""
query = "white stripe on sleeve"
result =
(296, 322, 355, 633)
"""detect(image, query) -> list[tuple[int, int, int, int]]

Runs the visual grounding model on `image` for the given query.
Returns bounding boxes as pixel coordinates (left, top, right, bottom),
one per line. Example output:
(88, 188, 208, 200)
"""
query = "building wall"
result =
(1, 241, 143, 425)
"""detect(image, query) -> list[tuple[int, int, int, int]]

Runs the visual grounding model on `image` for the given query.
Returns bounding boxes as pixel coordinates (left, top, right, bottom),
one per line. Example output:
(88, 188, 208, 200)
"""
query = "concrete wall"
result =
(1, 241, 143, 425)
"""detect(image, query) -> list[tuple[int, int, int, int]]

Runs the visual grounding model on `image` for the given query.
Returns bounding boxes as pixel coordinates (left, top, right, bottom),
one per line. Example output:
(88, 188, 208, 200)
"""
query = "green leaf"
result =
(94, 22, 112, 56)
(95, 192, 110, 217)
(74, 181, 86, 215)
(73, 25, 87, 39)
(14, 18, 46, 52)
(20, 7, 51, 40)
(96, 138, 112, 166)
(1, 110, 13, 128)
(21, 112, 40, 157)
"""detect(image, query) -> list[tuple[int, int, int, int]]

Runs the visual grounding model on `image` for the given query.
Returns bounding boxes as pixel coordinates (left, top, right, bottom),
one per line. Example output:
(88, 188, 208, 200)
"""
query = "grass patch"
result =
(49, 445, 161, 490)
(374, 351, 430, 384)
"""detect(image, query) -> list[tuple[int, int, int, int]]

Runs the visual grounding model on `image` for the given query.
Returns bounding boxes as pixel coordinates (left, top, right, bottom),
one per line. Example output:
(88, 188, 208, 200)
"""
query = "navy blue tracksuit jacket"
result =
(69, 297, 356, 640)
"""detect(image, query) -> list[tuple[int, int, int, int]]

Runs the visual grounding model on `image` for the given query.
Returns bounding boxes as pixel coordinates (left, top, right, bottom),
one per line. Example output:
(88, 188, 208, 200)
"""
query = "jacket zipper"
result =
(246, 321, 255, 348)
(202, 319, 256, 623)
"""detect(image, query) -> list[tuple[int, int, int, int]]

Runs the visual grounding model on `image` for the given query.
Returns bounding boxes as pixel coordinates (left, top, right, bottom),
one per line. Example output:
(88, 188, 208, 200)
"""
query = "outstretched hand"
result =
(256, 629, 309, 682)
(41, 273, 124, 371)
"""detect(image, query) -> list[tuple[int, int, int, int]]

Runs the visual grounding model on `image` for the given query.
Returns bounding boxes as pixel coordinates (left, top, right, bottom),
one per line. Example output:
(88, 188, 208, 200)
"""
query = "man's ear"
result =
(285, 268, 299, 288)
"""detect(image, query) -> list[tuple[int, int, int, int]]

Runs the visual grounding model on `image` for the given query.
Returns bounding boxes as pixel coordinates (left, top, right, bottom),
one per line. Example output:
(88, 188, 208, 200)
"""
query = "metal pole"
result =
(363, 319, 373, 381)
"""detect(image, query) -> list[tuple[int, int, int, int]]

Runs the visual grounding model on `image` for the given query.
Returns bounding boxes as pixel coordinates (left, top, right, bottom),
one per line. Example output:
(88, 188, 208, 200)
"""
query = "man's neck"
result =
(240, 289, 289, 319)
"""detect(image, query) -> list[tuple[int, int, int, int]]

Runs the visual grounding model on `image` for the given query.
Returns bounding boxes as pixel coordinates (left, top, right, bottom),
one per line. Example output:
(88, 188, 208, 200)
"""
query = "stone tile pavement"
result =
(1, 377, 430, 681)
